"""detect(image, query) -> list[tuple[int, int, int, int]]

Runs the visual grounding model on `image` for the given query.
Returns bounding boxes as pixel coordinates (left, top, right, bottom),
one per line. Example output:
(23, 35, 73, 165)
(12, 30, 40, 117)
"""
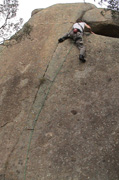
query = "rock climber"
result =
(58, 19, 94, 63)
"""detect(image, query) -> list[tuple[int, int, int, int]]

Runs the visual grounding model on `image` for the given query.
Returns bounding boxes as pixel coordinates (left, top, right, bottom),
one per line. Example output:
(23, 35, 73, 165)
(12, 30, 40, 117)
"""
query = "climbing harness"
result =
(78, 23, 84, 33)
(73, 28, 78, 33)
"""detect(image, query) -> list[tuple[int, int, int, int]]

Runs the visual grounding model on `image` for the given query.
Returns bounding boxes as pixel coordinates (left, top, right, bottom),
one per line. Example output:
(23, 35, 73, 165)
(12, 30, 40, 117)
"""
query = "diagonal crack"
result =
(0, 122, 9, 128)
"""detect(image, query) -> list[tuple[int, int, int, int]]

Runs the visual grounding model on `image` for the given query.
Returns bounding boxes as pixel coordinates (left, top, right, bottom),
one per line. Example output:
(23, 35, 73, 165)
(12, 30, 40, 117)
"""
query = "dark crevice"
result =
(89, 23, 119, 38)
(0, 122, 9, 128)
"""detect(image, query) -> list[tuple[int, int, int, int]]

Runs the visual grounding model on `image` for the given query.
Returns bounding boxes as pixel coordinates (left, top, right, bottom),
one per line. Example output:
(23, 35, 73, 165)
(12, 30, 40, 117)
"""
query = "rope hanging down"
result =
(24, 43, 73, 180)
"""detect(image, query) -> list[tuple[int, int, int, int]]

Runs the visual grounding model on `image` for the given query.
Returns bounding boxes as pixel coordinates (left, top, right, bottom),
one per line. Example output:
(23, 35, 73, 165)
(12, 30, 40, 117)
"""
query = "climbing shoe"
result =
(58, 38, 64, 43)
(79, 55, 86, 63)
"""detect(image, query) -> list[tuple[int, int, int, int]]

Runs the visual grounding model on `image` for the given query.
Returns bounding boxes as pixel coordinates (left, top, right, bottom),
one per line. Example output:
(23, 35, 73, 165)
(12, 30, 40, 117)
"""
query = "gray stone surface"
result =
(0, 3, 119, 180)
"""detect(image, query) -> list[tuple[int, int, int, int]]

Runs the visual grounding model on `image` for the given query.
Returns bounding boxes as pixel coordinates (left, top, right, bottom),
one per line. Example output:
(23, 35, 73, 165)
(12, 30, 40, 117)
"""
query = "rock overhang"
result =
(83, 8, 119, 38)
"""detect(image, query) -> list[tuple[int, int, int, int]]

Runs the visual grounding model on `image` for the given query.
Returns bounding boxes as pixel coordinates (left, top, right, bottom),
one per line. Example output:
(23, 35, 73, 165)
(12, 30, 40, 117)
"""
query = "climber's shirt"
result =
(61, 22, 86, 42)
(73, 22, 86, 33)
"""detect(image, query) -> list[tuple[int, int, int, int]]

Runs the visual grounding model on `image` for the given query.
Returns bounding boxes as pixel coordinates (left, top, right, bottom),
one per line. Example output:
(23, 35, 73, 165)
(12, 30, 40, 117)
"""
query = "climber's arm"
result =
(58, 32, 70, 43)
(85, 24, 94, 34)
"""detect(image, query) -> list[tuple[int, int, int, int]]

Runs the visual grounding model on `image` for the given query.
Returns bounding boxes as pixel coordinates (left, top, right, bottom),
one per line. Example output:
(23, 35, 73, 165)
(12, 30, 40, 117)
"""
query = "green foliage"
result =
(95, 0, 119, 11)
(95, 0, 119, 23)
(23, 23, 33, 36)
(111, 10, 119, 21)
(10, 23, 33, 42)
(107, 0, 119, 11)
(0, 0, 19, 24)
(0, 0, 23, 43)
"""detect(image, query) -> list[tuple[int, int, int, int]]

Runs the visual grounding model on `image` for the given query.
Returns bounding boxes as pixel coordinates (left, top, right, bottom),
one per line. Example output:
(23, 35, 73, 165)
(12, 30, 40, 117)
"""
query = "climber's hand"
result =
(58, 38, 64, 43)
(91, 31, 95, 34)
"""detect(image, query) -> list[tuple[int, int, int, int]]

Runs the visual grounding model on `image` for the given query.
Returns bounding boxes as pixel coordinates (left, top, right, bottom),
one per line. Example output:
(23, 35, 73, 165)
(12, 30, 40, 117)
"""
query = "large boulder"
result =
(83, 8, 119, 37)
(0, 3, 119, 180)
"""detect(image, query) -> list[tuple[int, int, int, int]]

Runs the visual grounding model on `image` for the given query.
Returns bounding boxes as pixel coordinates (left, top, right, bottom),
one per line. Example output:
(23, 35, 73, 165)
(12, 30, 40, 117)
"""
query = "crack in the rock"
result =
(24, 42, 60, 130)
(81, 9, 119, 38)
(43, 44, 59, 78)
(31, 43, 59, 106)
(0, 122, 9, 128)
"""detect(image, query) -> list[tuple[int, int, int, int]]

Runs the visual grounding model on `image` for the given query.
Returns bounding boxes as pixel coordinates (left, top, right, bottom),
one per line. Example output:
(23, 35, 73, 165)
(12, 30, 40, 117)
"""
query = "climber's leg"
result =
(75, 39, 86, 63)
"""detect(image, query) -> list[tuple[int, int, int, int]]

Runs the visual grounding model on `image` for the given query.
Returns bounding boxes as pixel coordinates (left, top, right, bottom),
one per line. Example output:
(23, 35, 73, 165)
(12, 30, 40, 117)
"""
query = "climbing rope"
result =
(24, 43, 73, 180)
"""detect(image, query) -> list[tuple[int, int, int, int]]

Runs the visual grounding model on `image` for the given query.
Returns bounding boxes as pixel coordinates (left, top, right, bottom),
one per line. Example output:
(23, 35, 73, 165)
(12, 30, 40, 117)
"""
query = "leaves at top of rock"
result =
(95, 0, 119, 11)
(0, 0, 23, 43)
(10, 22, 33, 42)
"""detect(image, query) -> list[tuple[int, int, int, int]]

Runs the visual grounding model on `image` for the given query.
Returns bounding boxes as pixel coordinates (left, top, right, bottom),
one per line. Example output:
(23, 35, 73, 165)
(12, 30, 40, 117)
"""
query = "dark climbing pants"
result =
(75, 38, 85, 57)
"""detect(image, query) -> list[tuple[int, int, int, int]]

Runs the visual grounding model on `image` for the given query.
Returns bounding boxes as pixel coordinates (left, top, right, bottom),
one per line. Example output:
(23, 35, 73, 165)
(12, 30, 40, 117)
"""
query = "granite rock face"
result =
(0, 3, 119, 180)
